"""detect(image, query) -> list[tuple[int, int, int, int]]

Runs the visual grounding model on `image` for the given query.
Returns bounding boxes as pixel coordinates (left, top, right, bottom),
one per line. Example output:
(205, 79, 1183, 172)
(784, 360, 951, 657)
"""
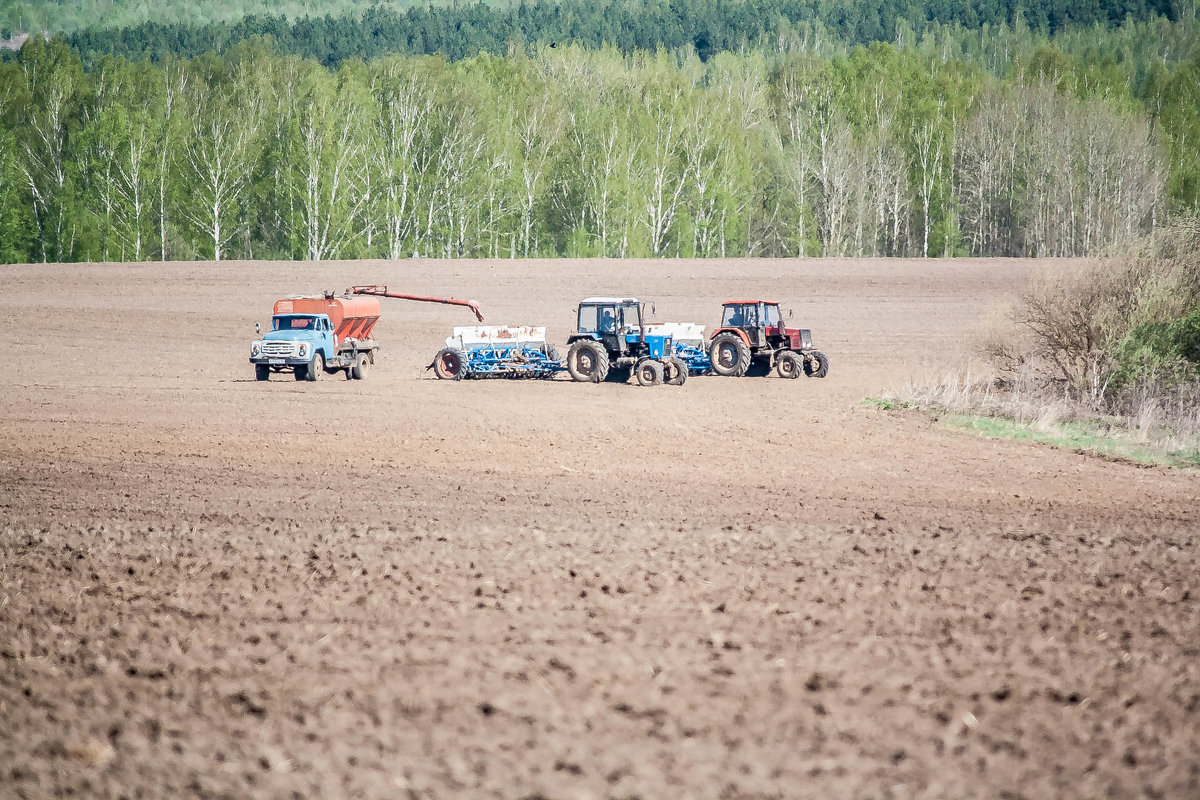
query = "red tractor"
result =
(707, 300, 829, 379)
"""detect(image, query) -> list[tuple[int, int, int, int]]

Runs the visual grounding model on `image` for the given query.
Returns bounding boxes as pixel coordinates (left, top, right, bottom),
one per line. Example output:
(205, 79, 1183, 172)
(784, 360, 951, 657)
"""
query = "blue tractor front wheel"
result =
(635, 359, 664, 386)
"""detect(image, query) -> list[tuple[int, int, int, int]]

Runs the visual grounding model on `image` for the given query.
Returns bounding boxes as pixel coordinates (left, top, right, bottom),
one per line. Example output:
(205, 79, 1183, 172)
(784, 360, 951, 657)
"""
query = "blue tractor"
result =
(565, 297, 688, 386)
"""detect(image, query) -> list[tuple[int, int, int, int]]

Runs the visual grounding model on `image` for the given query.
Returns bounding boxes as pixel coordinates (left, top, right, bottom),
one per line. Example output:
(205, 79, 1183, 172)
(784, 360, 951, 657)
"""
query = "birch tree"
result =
(913, 121, 943, 257)
(179, 93, 260, 260)
(373, 65, 432, 259)
(810, 102, 857, 257)
(293, 81, 371, 260)
(513, 97, 563, 257)
(642, 115, 690, 256)
(19, 41, 77, 261)
(781, 70, 818, 256)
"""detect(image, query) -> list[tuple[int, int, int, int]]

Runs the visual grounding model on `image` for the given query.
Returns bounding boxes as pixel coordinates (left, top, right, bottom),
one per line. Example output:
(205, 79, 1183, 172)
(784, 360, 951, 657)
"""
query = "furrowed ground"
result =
(2, 257, 1197, 799)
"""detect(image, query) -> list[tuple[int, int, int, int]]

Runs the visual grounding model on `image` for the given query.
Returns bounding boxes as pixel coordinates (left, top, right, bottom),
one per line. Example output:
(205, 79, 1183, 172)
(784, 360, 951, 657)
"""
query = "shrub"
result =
(994, 218, 1200, 405)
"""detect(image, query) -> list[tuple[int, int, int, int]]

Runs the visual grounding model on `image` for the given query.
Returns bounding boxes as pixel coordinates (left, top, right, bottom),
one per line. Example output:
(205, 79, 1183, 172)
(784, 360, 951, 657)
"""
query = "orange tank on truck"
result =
(272, 295, 381, 348)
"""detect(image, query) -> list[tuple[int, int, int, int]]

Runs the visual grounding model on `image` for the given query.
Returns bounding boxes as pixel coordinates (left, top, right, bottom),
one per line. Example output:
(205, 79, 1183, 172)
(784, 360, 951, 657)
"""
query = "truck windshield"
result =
(273, 315, 318, 331)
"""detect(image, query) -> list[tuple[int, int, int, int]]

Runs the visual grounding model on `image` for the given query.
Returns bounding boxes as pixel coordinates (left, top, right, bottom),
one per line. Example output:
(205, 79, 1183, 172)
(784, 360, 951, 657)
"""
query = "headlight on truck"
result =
(298, 344, 308, 357)
(251, 343, 260, 357)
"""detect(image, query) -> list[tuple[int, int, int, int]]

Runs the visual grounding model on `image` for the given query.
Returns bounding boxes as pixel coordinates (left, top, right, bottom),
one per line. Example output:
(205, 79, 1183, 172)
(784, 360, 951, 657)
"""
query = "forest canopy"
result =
(1, 0, 1181, 43)
(44, 0, 1186, 66)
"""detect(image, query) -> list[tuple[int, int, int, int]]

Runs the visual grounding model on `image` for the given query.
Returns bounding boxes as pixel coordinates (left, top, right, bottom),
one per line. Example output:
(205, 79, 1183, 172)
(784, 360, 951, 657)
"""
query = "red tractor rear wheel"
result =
(709, 333, 750, 377)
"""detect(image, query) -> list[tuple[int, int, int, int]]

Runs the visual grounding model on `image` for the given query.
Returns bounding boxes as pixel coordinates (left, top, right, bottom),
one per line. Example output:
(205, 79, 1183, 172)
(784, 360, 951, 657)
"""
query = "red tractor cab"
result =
(708, 300, 829, 379)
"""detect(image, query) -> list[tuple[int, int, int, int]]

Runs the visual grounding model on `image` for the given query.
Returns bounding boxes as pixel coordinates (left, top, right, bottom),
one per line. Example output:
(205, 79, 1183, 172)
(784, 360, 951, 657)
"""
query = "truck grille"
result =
(261, 341, 300, 357)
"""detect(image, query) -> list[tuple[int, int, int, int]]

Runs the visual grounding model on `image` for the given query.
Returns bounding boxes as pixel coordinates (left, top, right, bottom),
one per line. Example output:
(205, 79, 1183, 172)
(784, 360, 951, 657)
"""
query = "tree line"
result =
(48, 0, 1184, 67)
(0, 35, 1180, 263)
(3, 0, 1183, 46)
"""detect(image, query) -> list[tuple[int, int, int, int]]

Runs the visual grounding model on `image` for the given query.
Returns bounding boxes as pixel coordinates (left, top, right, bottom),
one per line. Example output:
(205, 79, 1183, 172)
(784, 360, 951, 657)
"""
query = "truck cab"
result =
(250, 313, 336, 381)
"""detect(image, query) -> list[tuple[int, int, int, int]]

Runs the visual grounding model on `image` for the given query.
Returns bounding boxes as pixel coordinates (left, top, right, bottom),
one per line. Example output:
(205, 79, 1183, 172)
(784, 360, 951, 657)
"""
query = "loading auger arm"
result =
(349, 285, 484, 322)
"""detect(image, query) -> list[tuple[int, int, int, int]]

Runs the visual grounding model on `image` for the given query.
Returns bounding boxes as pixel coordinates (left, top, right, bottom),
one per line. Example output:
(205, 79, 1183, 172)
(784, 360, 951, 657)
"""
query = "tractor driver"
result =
(600, 308, 616, 332)
(728, 306, 744, 327)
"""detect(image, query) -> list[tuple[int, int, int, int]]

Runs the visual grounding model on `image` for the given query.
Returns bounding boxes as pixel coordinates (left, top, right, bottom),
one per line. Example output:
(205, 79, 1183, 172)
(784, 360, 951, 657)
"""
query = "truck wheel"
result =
(351, 353, 369, 380)
(636, 359, 664, 386)
(432, 347, 466, 380)
(567, 340, 609, 383)
(709, 333, 750, 377)
(804, 351, 830, 378)
(305, 352, 324, 381)
(776, 351, 803, 379)
(664, 356, 688, 386)
(255, 364, 270, 381)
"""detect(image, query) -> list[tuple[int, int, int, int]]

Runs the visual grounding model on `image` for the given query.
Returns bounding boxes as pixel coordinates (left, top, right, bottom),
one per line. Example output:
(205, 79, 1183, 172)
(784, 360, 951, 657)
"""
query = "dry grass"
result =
(889, 221, 1200, 465)
(886, 361, 1200, 465)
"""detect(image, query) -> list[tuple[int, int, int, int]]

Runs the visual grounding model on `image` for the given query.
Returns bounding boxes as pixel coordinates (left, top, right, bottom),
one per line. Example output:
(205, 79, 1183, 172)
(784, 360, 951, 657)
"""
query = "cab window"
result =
(764, 304, 781, 327)
(722, 305, 747, 326)
(578, 305, 599, 332)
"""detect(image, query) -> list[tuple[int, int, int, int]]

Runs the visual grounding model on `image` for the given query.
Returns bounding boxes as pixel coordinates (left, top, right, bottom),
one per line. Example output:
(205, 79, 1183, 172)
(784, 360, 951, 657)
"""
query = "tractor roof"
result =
(722, 300, 780, 306)
(580, 296, 641, 305)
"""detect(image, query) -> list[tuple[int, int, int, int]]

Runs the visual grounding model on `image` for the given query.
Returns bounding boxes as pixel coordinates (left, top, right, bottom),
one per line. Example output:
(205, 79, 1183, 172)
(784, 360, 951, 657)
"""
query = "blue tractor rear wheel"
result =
(567, 340, 609, 383)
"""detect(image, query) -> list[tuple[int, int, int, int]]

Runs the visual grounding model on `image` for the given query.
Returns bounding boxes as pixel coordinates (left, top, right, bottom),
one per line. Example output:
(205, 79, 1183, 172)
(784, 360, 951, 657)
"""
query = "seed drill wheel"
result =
(433, 347, 467, 380)
(636, 359, 665, 386)
(664, 356, 688, 386)
(541, 344, 562, 379)
(305, 351, 325, 381)
(775, 350, 803, 379)
(709, 333, 750, 377)
(567, 339, 610, 382)
(255, 364, 270, 381)
(804, 351, 830, 378)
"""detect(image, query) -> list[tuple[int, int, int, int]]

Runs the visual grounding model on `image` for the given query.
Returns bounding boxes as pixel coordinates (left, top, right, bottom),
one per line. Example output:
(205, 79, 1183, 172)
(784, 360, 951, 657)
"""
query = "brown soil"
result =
(2, 257, 1197, 800)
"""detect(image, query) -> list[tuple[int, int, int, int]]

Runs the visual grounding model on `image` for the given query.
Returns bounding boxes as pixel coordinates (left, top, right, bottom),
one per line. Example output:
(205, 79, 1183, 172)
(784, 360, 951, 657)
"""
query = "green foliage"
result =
(986, 219, 1200, 416)
(1111, 309, 1200, 389)
(1171, 309, 1200, 363)
(0, 26, 1187, 264)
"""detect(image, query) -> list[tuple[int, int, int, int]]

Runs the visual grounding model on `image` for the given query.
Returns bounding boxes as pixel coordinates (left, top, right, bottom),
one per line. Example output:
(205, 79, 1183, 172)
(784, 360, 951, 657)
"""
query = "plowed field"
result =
(2, 257, 1197, 799)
